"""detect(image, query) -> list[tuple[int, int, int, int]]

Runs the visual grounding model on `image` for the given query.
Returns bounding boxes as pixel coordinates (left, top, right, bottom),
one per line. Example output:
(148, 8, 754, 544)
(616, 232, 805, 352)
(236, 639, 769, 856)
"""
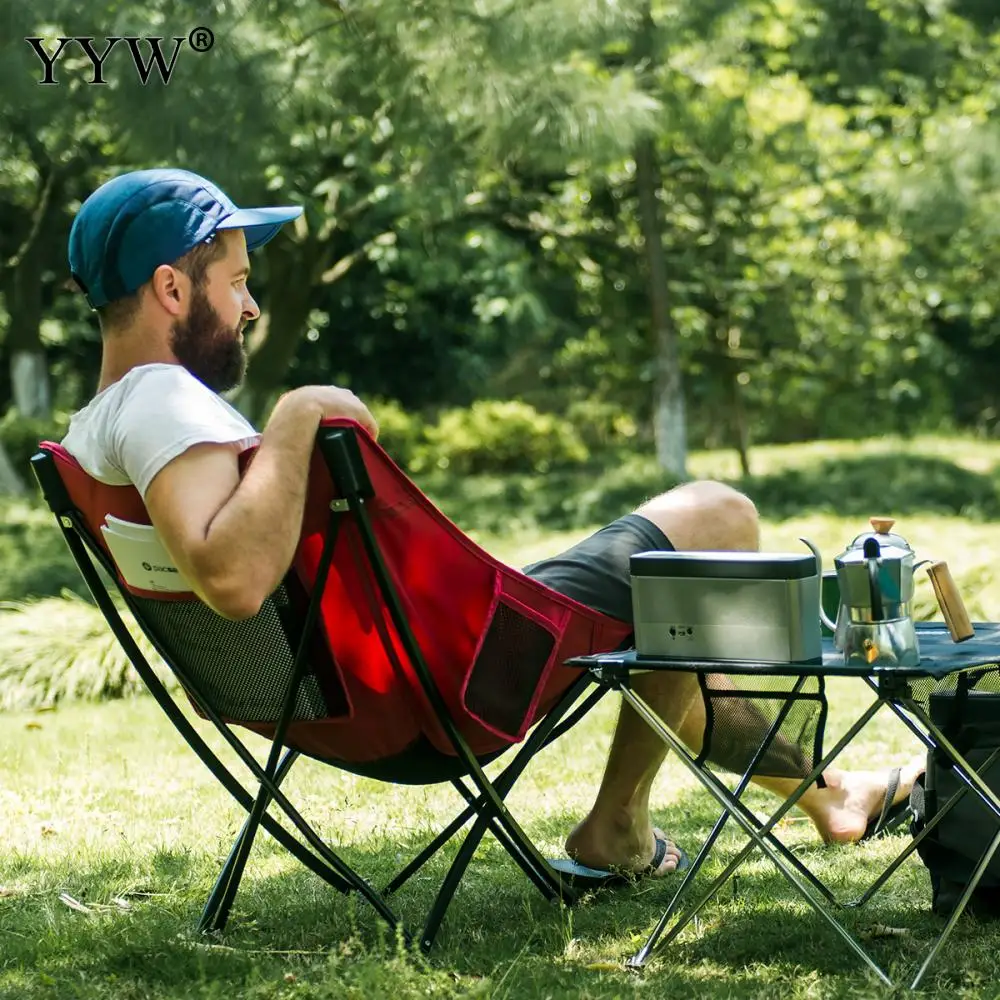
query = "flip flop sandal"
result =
(860, 766, 912, 841)
(548, 834, 690, 889)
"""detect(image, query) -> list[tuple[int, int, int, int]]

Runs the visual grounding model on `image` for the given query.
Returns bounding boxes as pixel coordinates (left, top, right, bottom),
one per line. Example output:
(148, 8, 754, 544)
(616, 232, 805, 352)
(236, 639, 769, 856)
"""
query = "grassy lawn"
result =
(4, 435, 1000, 998)
(3, 682, 995, 999)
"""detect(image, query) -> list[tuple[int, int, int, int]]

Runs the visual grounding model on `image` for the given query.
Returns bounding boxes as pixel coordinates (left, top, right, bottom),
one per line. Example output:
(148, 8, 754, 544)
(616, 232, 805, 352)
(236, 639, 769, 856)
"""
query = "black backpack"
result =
(910, 684, 1000, 919)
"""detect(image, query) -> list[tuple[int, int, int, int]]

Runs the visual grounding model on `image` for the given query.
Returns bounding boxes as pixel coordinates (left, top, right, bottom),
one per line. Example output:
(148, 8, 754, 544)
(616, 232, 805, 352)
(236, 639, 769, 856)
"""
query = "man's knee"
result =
(639, 480, 758, 522)
(635, 480, 759, 552)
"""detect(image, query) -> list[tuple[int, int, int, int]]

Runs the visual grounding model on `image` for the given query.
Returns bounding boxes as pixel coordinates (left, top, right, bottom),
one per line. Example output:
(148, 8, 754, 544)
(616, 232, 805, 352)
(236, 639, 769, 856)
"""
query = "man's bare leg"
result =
(566, 481, 758, 873)
(563, 673, 702, 874)
(565, 481, 921, 873)
(656, 674, 924, 843)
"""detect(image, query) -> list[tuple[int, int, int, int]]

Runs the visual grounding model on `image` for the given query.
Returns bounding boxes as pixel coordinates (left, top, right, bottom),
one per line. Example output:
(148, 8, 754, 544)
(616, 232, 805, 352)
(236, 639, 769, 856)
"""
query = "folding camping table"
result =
(568, 622, 1000, 990)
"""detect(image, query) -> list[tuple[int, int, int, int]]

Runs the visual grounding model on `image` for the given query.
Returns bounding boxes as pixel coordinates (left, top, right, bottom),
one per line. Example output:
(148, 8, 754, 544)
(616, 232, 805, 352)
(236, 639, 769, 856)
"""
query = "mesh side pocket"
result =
(698, 673, 826, 779)
(464, 601, 557, 738)
(133, 585, 332, 723)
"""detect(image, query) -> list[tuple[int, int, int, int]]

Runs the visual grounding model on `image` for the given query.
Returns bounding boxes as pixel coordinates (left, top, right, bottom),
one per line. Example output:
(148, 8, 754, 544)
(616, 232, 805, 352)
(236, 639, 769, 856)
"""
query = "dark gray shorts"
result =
(522, 513, 674, 623)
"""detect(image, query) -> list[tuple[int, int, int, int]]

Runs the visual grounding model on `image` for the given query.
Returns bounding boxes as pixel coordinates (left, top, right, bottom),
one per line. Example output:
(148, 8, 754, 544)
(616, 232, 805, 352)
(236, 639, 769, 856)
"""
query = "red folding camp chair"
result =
(31, 419, 633, 950)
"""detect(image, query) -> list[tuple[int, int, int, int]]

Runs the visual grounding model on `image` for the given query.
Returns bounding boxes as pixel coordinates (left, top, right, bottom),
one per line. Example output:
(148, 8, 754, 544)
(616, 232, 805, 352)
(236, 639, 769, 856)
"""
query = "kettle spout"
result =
(801, 537, 837, 633)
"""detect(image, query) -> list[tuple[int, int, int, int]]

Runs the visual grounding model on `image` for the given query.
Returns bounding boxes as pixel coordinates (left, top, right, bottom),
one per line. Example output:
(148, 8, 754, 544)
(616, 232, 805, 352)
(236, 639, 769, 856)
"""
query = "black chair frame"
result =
(31, 426, 604, 951)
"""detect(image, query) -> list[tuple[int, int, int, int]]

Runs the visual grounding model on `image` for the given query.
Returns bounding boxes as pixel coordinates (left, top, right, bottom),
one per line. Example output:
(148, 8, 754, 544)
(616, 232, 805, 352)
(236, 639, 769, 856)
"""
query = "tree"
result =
(0, 440, 26, 494)
(318, 0, 701, 470)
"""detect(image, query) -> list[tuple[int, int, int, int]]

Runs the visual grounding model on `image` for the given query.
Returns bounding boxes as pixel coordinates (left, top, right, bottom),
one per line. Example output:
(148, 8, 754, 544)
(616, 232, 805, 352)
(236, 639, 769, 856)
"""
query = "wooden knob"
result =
(926, 561, 975, 643)
(870, 517, 895, 534)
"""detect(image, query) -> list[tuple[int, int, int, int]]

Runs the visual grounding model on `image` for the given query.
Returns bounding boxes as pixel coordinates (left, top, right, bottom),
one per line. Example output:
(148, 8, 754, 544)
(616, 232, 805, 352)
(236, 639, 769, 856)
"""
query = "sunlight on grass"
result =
(5, 435, 1000, 997)
(1, 673, 995, 998)
(687, 433, 1000, 479)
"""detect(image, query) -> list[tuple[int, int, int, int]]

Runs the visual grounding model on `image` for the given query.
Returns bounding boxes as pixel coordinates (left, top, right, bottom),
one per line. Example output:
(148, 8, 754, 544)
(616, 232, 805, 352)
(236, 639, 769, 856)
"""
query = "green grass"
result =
(688, 433, 1000, 479)
(5, 434, 1000, 997)
(409, 432, 1000, 538)
(2, 683, 996, 999)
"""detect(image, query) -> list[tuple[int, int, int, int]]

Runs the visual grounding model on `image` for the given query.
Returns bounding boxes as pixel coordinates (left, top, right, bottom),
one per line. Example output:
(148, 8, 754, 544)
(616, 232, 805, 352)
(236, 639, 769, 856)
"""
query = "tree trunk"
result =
(7, 228, 50, 419)
(11, 351, 50, 417)
(0, 439, 27, 495)
(230, 242, 318, 426)
(729, 367, 752, 477)
(635, 134, 687, 478)
(632, 4, 686, 477)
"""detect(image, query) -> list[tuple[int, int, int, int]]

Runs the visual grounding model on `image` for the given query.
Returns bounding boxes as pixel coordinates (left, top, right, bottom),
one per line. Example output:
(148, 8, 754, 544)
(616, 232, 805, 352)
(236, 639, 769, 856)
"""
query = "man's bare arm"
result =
(144, 387, 376, 619)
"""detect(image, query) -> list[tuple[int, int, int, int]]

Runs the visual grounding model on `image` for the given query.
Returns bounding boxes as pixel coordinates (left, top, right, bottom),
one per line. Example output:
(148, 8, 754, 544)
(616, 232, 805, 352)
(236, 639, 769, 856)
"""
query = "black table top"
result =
(566, 622, 1000, 679)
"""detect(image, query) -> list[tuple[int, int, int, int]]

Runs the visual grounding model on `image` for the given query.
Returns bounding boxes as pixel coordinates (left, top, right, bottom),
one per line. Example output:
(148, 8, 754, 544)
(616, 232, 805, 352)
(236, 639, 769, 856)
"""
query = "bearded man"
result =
(61, 169, 918, 887)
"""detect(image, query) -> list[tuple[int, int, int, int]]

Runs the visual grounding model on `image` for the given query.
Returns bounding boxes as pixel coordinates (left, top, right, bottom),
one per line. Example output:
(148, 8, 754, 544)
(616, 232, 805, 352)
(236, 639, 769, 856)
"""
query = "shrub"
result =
(0, 594, 175, 711)
(369, 398, 427, 471)
(564, 399, 640, 452)
(0, 497, 88, 601)
(421, 471, 551, 534)
(419, 400, 589, 475)
(555, 455, 683, 527)
(420, 455, 681, 534)
(0, 409, 72, 479)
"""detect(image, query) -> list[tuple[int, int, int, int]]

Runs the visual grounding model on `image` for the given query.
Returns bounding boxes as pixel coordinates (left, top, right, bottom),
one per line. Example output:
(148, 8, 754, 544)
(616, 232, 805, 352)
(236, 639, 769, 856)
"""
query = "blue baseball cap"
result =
(68, 168, 303, 308)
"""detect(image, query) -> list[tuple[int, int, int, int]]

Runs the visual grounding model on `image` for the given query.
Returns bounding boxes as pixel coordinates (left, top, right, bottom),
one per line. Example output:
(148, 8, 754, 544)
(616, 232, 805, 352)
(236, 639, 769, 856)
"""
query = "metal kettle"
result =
(802, 517, 924, 665)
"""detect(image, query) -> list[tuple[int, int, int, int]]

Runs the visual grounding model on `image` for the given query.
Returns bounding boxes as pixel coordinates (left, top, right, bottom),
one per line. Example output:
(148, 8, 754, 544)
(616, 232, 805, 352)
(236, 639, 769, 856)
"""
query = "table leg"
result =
(620, 688, 892, 986)
(911, 827, 1000, 990)
(628, 675, 816, 967)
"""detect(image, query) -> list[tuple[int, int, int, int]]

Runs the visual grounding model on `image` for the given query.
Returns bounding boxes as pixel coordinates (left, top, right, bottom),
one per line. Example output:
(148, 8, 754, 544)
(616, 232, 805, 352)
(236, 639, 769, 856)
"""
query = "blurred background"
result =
(4, 9, 1000, 994)
(1, 0, 1000, 706)
(1, 0, 998, 468)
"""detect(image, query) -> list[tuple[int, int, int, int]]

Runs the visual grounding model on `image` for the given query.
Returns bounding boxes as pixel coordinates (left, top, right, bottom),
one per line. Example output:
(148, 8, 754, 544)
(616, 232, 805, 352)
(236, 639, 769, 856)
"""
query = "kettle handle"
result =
(926, 561, 975, 642)
(800, 538, 837, 633)
(863, 537, 885, 621)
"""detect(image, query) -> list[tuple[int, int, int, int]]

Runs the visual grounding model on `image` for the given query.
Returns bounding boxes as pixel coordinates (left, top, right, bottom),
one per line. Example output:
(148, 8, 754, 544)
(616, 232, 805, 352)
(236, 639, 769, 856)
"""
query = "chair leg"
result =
(447, 778, 567, 899)
(384, 683, 606, 897)
(203, 724, 404, 934)
(418, 803, 539, 952)
(200, 748, 300, 933)
(384, 807, 471, 896)
(384, 777, 562, 905)
(58, 531, 406, 937)
(417, 691, 597, 951)
(383, 771, 546, 899)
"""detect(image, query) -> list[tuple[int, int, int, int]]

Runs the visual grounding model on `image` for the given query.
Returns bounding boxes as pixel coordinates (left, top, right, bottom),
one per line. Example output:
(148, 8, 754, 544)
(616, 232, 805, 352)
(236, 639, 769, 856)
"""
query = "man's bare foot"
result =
(803, 758, 924, 844)
(565, 821, 684, 876)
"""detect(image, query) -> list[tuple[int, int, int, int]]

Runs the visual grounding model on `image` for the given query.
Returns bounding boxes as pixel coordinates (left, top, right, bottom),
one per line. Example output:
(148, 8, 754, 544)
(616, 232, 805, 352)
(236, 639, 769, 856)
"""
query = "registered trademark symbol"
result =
(188, 27, 214, 53)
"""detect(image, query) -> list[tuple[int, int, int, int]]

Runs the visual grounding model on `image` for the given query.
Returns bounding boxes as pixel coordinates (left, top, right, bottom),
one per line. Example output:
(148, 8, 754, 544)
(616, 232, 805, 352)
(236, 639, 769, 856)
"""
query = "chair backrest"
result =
(36, 419, 631, 766)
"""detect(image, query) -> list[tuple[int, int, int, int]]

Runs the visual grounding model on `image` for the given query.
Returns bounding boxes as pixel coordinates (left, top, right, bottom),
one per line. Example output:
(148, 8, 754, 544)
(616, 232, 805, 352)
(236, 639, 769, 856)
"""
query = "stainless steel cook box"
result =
(630, 551, 822, 664)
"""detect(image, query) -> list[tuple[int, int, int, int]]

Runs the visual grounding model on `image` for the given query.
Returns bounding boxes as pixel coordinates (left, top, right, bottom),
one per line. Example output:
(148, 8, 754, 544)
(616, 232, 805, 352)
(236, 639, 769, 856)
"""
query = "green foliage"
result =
(0, 409, 70, 478)
(0, 496, 88, 600)
(369, 398, 427, 472)
(0, 593, 175, 710)
(419, 453, 680, 536)
(550, 454, 681, 527)
(420, 471, 562, 535)
(740, 454, 1000, 522)
(564, 398, 640, 452)
(2, 0, 1000, 480)
(417, 400, 589, 475)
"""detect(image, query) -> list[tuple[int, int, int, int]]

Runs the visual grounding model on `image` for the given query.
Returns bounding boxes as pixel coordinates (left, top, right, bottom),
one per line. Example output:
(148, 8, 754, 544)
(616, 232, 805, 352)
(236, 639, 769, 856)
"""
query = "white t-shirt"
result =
(62, 363, 261, 498)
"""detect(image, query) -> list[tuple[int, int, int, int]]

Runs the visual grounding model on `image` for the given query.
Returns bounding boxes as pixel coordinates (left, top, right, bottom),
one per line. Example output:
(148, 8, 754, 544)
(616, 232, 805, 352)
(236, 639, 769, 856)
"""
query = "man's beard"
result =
(169, 283, 248, 393)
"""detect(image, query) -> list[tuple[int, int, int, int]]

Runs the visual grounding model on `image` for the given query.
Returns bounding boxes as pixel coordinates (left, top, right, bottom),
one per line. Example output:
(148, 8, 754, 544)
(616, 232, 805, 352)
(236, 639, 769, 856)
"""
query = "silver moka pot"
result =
(802, 517, 923, 666)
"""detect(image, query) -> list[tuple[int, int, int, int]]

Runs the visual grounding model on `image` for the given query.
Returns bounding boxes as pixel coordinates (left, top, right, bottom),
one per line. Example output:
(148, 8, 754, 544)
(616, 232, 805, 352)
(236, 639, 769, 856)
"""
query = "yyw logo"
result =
(25, 27, 215, 85)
